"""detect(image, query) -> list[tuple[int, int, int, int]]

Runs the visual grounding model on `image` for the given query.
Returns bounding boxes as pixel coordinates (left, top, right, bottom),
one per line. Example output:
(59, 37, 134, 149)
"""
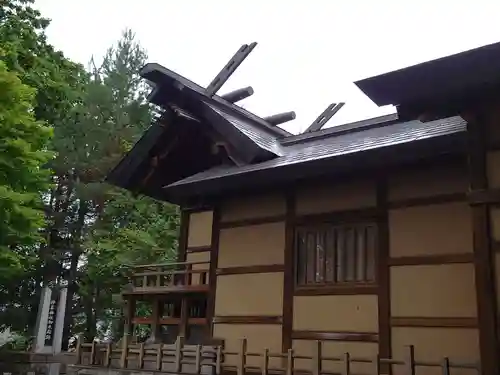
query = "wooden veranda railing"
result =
(73, 336, 481, 375)
(125, 261, 210, 292)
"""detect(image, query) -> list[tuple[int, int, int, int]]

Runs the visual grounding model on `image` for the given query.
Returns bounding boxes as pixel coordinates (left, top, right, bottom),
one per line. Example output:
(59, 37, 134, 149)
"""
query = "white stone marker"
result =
(33, 281, 68, 375)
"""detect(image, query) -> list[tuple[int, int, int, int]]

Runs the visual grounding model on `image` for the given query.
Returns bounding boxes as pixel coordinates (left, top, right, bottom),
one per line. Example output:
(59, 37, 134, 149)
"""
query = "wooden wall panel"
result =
(187, 211, 213, 248)
(388, 163, 467, 201)
(220, 194, 285, 222)
(293, 340, 378, 375)
(391, 327, 479, 375)
(389, 203, 472, 257)
(295, 180, 376, 215)
(213, 324, 282, 367)
(390, 264, 477, 318)
(214, 273, 283, 316)
(293, 295, 378, 332)
(218, 223, 285, 268)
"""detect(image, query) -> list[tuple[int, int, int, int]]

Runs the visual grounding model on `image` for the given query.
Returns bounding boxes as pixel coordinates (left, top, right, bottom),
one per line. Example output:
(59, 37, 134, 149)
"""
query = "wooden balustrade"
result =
(73, 336, 480, 375)
(124, 261, 210, 294)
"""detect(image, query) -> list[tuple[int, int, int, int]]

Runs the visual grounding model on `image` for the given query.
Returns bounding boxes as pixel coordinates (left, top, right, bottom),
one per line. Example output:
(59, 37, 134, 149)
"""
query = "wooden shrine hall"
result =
(99, 41, 500, 375)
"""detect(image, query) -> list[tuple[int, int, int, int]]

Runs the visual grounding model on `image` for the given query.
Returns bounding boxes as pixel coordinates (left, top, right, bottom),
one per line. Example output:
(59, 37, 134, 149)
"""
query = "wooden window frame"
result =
(293, 220, 378, 293)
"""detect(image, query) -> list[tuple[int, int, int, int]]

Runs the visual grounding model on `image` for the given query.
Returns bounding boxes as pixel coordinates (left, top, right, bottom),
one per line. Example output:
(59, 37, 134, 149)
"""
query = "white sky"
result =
(35, 0, 500, 134)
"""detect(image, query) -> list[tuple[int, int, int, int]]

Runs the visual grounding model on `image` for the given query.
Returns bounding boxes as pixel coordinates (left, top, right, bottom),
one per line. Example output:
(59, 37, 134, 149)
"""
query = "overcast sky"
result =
(35, 0, 500, 134)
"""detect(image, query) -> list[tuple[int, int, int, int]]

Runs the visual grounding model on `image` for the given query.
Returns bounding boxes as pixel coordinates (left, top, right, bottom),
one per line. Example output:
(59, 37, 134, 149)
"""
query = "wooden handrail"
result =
(132, 269, 208, 277)
(131, 261, 210, 269)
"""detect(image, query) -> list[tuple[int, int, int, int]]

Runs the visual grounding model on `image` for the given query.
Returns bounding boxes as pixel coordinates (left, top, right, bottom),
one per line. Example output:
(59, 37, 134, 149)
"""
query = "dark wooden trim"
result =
(294, 283, 377, 296)
(293, 207, 381, 226)
(390, 316, 478, 328)
(388, 253, 473, 266)
(466, 114, 499, 375)
(177, 210, 190, 263)
(186, 245, 212, 254)
(469, 188, 500, 205)
(212, 315, 282, 324)
(376, 177, 391, 374)
(183, 205, 214, 214)
(291, 330, 378, 343)
(207, 207, 221, 336)
(216, 264, 284, 276)
(282, 192, 295, 354)
(388, 192, 466, 209)
(219, 214, 286, 229)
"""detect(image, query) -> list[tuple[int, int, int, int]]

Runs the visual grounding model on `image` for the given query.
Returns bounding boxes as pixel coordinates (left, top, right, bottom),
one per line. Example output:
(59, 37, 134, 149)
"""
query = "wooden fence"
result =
(74, 335, 480, 375)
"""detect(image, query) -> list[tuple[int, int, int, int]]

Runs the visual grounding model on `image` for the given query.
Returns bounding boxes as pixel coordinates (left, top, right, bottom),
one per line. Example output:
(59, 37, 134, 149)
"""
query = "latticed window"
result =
(295, 222, 377, 286)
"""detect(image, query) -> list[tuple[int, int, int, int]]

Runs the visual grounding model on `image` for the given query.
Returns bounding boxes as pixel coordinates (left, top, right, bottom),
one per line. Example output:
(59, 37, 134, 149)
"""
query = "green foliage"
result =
(0, 1, 180, 342)
(0, 60, 53, 281)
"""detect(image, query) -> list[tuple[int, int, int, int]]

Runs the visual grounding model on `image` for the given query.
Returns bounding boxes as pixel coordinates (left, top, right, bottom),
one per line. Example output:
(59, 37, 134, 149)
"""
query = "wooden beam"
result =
(303, 102, 345, 133)
(177, 210, 190, 263)
(206, 43, 257, 96)
(282, 191, 295, 354)
(220, 86, 254, 103)
(264, 112, 296, 126)
(376, 176, 391, 374)
(466, 114, 499, 375)
(207, 208, 221, 336)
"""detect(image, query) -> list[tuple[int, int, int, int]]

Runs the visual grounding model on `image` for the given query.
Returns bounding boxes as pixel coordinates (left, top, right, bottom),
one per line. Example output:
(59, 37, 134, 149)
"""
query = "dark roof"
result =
(163, 115, 466, 198)
(106, 57, 471, 205)
(140, 63, 291, 138)
(355, 40, 500, 107)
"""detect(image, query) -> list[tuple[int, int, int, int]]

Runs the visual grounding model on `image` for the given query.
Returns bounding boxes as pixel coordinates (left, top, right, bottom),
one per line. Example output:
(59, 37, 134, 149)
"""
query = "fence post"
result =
(120, 334, 129, 368)
(237, 338, 247, 375)
(312, 341, 321, 375)
(156, 344, 163, 371)
(105, 342, 112, 367)
(441, 357, 450, 375)
(195, 344, 202, 374)
(262, 348, 269, 375)
(138, 342, 145, 369)
(174, 335, 185, 373)
(404, 345, 416, 375)
(342, 352, 350, 375)
(286, 349, 293, 375)
(90, 341, 97, 365)
(75, 336, 82, 365)
(216, 345, 222, 375)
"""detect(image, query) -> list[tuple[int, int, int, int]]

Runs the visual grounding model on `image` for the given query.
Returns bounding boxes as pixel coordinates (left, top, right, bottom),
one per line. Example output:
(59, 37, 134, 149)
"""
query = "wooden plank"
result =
(213, 315, 282, 324)
(208, 207, 221, 335)
(390, 316, 478, 328)
(177, 210, 190, 263)
(294, 284, 377, 296)
(388, 253, 473, 266)
(376, 177, 391, 374)
(219, 214, 286, 229)
(217, 264, 284, 276)
(282, 191, 295, 353)
(292, 330, 378, 342)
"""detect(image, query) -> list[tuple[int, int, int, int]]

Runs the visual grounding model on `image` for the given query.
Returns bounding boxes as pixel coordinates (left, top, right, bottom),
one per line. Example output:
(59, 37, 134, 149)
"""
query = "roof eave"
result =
(163, 131, 467, 205)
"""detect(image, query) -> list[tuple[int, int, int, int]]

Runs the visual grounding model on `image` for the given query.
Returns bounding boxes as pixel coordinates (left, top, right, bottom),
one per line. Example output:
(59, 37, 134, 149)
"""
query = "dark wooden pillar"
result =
(124, 297, 136, 338)
(207, 208, 221, 336)
(376, 177, 391, 373)
(150, 298, 163, 342)
(177, 210, 190, 263)
(466, 114, 499, 375)
(282, 191, 295, 353)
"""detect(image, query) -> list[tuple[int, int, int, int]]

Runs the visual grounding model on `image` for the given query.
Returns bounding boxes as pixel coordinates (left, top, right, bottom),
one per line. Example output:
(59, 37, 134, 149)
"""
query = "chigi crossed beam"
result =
(204, 42, 345, 132)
